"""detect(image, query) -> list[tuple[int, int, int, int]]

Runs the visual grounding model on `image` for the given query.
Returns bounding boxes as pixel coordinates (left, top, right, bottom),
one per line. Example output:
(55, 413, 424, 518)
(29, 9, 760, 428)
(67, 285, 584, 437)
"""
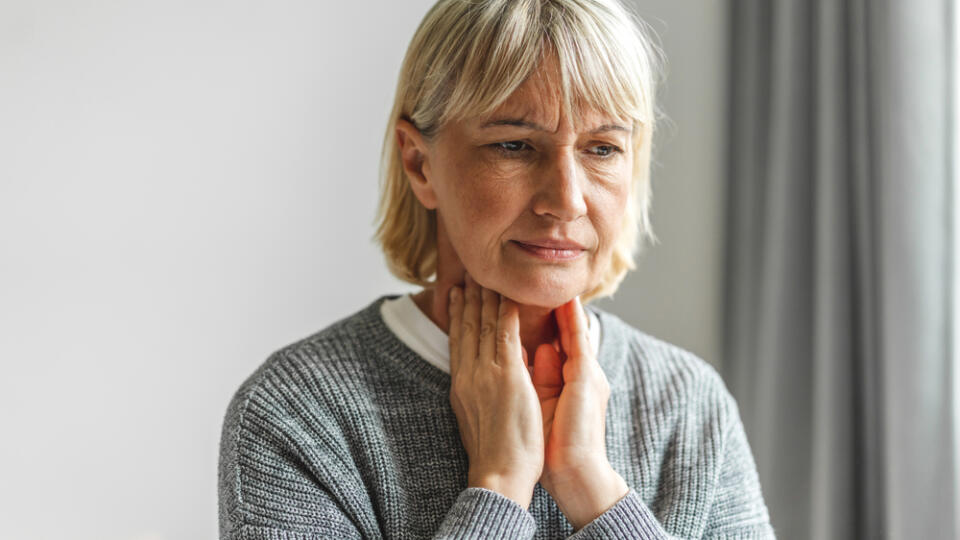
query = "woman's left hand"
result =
(531, 296, 630, 530)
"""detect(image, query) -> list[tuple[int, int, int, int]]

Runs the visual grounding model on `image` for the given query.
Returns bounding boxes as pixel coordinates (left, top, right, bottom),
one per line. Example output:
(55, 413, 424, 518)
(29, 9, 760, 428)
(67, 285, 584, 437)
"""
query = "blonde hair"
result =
(373, 0, 663, 303)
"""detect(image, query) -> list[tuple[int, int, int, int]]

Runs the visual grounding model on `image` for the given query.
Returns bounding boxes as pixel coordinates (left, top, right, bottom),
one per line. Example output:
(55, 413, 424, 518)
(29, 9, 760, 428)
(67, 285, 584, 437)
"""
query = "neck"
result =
(412, 286, 558, 362)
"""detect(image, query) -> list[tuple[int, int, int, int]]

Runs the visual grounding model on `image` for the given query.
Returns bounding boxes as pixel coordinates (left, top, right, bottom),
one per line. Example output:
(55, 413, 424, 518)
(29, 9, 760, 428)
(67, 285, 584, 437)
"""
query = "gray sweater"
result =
(218, 294, 775, 539)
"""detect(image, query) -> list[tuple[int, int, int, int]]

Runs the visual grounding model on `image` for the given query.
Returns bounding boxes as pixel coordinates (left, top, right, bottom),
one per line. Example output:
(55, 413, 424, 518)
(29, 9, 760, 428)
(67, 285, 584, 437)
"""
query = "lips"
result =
(513, 238, 587, 250)
(511, 239, 587, 261)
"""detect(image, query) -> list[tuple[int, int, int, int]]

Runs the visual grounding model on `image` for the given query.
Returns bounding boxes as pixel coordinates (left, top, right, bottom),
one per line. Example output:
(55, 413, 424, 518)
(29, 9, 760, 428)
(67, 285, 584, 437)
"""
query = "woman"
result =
(219, 0, 775, 538)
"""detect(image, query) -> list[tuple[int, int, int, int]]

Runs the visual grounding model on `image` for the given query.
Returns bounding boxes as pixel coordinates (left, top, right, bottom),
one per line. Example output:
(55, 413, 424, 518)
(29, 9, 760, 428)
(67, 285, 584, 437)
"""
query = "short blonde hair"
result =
(374, 0, 662, 303)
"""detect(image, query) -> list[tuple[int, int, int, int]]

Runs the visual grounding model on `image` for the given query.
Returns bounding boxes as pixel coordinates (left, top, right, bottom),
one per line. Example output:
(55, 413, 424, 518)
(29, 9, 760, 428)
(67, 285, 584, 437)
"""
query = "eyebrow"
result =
(479, 118, 632, 134)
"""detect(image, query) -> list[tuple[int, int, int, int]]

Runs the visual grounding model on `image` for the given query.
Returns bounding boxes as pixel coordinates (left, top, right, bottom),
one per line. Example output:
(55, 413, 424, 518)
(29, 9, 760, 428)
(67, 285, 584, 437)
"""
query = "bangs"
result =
(435, 0, 655, 132)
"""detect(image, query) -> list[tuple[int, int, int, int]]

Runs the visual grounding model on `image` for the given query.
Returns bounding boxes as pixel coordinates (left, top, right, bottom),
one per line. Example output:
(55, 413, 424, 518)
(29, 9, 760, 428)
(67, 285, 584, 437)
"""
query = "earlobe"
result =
(395, 119, 438, 210)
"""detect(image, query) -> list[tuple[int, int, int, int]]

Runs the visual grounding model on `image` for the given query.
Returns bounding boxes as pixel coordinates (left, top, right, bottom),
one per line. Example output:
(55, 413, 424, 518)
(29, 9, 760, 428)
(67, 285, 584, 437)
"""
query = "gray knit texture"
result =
(219, 294, 776, 539)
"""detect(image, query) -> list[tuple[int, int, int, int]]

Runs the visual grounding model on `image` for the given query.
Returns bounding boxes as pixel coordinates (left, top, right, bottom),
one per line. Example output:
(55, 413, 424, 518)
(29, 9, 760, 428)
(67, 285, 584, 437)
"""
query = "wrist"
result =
(547, 465, 629, 531)
(468, 473, 535, 509)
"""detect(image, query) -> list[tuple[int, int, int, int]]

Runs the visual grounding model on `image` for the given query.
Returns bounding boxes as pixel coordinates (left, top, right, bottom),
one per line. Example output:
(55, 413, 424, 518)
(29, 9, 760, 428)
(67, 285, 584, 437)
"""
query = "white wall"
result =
(0, 2, 727, 539)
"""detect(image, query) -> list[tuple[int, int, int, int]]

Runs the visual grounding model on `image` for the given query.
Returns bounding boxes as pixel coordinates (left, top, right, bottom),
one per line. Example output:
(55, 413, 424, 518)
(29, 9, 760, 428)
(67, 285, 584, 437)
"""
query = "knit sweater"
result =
(218, 294, 775, 539)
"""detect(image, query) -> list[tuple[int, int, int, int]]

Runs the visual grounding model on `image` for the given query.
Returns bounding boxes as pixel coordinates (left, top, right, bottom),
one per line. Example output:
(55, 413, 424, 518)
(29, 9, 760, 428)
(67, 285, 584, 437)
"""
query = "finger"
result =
(478, 285, 499, 366)
(555, 301, 572, 359)
(447, 286, 463, 378)
(570, 296, 592, 359)
(496, 294, 522, 370)
(556, 297, 589, 361)
(461, 273, 481, 373)
(532, 343, 563, 399)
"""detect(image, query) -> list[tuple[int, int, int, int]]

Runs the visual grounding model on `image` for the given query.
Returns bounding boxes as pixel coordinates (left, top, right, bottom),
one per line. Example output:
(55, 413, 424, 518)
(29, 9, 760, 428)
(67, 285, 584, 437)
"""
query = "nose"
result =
(531, 148, 588, 221)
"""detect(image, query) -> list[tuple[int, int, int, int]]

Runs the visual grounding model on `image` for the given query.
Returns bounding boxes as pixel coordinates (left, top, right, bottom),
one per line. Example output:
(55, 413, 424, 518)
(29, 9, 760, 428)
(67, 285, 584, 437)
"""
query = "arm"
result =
(701, 399, 776, 539)
(434, 487, 537, 539)
(565, 388, 775, 539)
(563, 482, 677, 540)
(218, 367, 537, 540)
(563, 420, 774, 540)
(222, 482, 536, 540)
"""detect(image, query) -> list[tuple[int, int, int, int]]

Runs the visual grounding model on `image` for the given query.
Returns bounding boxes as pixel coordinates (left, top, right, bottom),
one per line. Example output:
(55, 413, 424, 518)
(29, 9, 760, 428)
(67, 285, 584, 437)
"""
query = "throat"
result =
(411, 287, 562, 363)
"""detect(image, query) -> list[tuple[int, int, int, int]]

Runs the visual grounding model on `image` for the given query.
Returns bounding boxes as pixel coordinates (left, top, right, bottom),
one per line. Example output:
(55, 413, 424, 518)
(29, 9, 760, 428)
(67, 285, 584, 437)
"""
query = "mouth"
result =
(510, 240, 586, 261)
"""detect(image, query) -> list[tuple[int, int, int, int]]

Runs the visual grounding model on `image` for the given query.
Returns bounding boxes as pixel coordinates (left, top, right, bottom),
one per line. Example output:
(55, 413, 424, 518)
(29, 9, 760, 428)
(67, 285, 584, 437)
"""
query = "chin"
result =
(492, 272, 585, 308)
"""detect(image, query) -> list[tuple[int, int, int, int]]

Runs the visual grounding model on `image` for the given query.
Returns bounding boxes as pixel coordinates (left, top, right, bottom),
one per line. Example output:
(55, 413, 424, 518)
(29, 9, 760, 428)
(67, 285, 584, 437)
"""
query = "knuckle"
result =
(479, 321, 496, 339)
(461, 321, 476, 335)
(497, 329, 512, 344)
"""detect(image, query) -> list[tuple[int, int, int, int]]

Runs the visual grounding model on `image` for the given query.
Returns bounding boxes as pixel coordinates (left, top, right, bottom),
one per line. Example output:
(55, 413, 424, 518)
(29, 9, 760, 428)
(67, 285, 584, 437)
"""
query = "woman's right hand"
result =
(447, 273, 544, 509)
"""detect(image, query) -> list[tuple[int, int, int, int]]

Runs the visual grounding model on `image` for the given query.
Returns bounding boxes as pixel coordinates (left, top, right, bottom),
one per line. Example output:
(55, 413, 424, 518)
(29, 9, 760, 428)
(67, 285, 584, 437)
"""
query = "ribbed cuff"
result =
(434, 487, 537, 539)
(567, 488, 668, 539)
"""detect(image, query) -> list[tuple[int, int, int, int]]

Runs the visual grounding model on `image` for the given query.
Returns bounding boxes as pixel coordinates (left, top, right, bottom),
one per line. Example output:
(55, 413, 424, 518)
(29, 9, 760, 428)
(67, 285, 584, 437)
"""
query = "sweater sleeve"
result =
(218, 365, 537, 540)
(433, 487, 537, 538)
(222, 485, 536, 540)
(566, 378, 775, 539)
(565, 488, 673, 539)
(701, 396, 776, 539)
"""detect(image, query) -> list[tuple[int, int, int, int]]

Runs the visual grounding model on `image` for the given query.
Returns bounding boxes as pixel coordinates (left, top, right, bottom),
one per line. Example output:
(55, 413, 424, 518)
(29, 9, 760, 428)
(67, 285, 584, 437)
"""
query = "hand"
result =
(532, 296, 629, 530)
(447, 273, 544, 509)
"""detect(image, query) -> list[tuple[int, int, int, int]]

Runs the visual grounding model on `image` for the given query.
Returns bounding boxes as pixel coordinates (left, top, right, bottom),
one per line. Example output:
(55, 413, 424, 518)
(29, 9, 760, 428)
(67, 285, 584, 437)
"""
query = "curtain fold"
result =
(723, 1, 956, 538)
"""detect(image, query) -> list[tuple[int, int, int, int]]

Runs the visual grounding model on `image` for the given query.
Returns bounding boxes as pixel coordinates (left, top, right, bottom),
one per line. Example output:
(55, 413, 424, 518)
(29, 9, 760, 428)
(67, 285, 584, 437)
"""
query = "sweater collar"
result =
(379, 293, 601, 376)
(360, 294, 630, 397)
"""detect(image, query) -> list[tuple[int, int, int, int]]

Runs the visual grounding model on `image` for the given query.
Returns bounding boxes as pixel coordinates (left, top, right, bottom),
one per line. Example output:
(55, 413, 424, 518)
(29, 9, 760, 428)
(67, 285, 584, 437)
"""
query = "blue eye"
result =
(591, 144, 622, 157)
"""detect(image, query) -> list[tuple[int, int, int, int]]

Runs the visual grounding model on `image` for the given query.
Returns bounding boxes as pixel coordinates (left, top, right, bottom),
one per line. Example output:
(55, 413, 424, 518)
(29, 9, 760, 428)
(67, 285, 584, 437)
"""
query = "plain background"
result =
(0, 1, 727, 538)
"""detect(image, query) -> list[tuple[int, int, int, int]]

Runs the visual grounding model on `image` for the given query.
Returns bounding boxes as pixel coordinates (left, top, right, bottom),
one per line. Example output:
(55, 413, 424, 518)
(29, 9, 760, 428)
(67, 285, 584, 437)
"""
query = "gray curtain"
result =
(723, 1, 957, 539)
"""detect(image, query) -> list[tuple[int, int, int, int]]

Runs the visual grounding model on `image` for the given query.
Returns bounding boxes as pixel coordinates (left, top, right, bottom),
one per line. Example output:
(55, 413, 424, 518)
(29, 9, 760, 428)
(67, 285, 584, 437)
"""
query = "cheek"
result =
(445, 165, 524, 249)
(593, 178, 630, 252)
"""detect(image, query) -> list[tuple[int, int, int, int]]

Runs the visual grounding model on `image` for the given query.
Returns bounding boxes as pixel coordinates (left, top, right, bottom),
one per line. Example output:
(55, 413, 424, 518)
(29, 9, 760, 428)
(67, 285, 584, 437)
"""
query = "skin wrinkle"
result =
(479, 118, 632, 136)
(400, 52, 631, 361)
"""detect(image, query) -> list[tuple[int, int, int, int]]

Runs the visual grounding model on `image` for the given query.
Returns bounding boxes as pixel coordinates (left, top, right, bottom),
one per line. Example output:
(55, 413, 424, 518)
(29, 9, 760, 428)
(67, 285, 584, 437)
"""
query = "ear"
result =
(395, 118, 438, 210)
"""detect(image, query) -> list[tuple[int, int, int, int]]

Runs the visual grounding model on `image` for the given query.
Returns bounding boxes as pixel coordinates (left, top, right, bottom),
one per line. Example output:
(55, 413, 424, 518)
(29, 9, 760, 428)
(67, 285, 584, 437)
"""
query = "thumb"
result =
(532, 343, 563, 398)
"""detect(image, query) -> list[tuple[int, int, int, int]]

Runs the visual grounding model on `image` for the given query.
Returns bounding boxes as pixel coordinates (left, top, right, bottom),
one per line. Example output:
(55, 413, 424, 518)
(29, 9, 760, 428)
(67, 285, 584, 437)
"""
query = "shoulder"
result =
(223, 295, 394, 421)
(218, 296, 392, 486)
(219, 296, 393, 537)
(219, 294, 402, 458)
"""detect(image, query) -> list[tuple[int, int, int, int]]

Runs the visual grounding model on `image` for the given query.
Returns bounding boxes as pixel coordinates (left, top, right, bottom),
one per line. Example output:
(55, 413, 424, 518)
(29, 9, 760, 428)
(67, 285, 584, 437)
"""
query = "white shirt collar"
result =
(380, 293, 601, 375)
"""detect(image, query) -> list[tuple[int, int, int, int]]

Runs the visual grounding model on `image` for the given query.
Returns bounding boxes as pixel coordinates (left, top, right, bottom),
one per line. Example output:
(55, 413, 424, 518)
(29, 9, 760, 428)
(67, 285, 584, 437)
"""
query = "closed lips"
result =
(514, 239, 586, 250)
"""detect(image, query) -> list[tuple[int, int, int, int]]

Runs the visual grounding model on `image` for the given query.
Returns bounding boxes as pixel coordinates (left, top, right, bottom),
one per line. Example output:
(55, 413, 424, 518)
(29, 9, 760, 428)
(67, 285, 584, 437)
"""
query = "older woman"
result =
(219, 0, 774, 538)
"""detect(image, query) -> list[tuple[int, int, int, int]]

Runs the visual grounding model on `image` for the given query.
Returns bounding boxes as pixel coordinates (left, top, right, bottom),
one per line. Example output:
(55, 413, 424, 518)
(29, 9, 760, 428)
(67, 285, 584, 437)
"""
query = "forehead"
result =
(472, 55, 626, 133)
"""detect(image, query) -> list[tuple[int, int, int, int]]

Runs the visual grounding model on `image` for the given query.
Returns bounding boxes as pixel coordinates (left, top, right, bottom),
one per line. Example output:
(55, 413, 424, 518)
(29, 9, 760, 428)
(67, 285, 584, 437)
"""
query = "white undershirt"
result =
(380, 293, 601, 375)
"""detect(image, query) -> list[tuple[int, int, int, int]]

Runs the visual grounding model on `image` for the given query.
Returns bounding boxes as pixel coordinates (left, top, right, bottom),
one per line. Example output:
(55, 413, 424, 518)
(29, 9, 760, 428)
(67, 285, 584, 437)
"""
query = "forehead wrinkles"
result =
(483, 51, 628, 135)
(491, 60, 570, 133)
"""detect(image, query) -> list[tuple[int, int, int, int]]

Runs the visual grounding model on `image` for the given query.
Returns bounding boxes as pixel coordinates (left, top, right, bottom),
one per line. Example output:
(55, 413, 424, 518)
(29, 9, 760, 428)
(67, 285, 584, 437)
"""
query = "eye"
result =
(490, 140, 532, 154)
(589, 144, 623, 158)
